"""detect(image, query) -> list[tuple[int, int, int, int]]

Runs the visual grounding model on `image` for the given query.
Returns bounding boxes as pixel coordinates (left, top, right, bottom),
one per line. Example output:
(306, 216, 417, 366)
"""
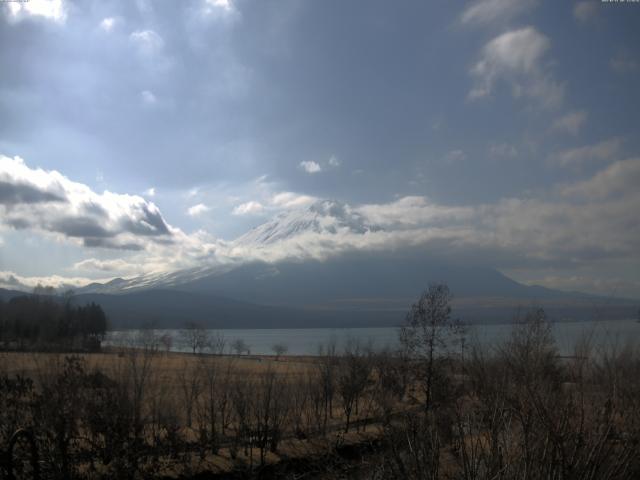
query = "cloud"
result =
(560, 157, 640, 199)
(130, 30, 164, 56)
(144, 187, 156, 197)
(0, 270, 107, 292)
(99, 17, 116, 32)
(0, 180, 65, 205)
(573, 1, 598, 23)
(73, 258, 137, 273)
(530, 274, 640, 296)
(271, 192, 318, 209)
(328, 155, 340, 167)
(0, 155, 172, 251)
(205, 0, 233, 12)
(610, 51, 639, 74)
(231, 159, 640, 275)
(552, 110, 588, 135)
(3, 156, 638, 296)
(549, 137, 622, 167)
(232, 200, 264, 215)
(299, 160, 322, 174)
(187, 203, 210, 217)
(443, 149, 467, 163)
(4, 0, 66, 23)
(356, 196, 474, 228)
(460, 0, 537, 26)
(469, 27, 564, 108)
(141, 90, 157, 105)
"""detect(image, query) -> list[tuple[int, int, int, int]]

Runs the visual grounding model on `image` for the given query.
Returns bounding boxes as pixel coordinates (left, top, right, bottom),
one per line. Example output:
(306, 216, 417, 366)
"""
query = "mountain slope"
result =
(67, 201, 638, 327)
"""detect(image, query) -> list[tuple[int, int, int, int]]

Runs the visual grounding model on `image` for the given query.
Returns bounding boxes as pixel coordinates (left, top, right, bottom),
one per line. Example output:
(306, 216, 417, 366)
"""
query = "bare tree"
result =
(209, 331, 226, 355)
(251, 368, 289, 465)
(400, 283, 460, 412)
(180, 322, 210, 354)
(337, 339, 372, 432)
(271, 343, 288, 360)
(159, 333, 173, 353)
(231, 338, 249, 356)
(177, 360, 202, 428)
(317, 340, 338, 432)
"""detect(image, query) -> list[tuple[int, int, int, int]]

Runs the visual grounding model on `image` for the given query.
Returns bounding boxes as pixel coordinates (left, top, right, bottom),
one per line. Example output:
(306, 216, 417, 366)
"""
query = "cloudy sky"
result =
(1, 0, 639, 297)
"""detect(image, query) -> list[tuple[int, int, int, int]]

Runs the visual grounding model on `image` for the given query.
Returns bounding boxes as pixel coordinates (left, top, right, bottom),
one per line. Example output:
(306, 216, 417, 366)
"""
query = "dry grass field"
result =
(3, 310, 640, 479)
(0, 349, 317, 379)
(0, 345, 403, 478)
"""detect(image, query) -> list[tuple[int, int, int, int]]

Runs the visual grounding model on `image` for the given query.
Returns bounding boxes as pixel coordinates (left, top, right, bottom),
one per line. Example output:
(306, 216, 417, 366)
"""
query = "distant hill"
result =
(66, 254, 638, 329)
(0, 288, 28, 301)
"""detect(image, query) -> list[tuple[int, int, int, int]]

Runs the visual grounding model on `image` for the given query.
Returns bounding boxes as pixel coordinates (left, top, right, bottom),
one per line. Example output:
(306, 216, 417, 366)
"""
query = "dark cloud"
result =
(0, 180, 65, 204)
(121, 204, 171, 236)
(51, 217, 113, 238)
(83, 238, 145, 251)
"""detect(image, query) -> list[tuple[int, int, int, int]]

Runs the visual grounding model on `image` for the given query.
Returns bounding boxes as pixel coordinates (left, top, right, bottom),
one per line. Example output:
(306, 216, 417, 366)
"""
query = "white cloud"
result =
(200, 0, 239, 22)
(100, 17, 116, 32)
(573, 1, 598, 23)
(187, 203, 210, 217)
(144, 187, 156, 197)
(206, 0, 232, 12)
(232, 201, 264, 216)
(549, 137, 622, 167)
(0, 270, 111, 292)
(460, 0, 537, 26)
(552, 110, 588, 135)
(130, 30, 164, 56)
(469, 27, 564, 108)
(141, 90, 157, 105)
(73, 258, 136, 273)
(328, 155, 340, 167)
(299, 160, 322, 174)
(356, 196, 474, 227)
(271, 192, 318, 209)
(5, 0, 66, 23)
(0, 155, 173, 251)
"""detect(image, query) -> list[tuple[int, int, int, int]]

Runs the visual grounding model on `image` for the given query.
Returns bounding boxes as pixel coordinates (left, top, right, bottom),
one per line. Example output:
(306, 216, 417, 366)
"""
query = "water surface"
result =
(105, 319, 640, 356)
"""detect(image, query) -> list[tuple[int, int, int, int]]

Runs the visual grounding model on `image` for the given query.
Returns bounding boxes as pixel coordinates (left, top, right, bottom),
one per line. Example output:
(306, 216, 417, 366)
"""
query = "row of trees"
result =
(0, 290, 108, 351)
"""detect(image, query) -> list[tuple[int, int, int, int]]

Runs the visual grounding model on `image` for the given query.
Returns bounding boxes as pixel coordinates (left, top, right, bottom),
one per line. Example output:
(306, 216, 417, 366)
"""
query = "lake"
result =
(105, 318, 640, 356)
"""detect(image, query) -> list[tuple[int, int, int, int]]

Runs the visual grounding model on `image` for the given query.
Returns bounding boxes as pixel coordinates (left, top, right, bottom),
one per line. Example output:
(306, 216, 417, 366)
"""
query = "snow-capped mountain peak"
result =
(233, 200, 381, 247)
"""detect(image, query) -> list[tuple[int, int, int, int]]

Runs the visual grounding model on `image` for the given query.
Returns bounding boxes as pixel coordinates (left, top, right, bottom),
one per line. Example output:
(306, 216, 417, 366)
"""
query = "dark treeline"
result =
(1, 284, 640, 479)
(0, 288, 108, 351)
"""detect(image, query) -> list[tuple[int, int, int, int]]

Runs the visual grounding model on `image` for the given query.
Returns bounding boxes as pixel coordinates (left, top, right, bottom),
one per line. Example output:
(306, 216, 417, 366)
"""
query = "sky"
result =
(1, 0, 639, 298)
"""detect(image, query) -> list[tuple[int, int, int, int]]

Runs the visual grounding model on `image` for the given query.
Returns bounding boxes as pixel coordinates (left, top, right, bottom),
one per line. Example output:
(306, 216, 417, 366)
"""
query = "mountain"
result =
(49, 201, 640, 327)
(71, 254, 637, 328)
(0, 288, 28, 301)
(235, 200, 379, 246)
